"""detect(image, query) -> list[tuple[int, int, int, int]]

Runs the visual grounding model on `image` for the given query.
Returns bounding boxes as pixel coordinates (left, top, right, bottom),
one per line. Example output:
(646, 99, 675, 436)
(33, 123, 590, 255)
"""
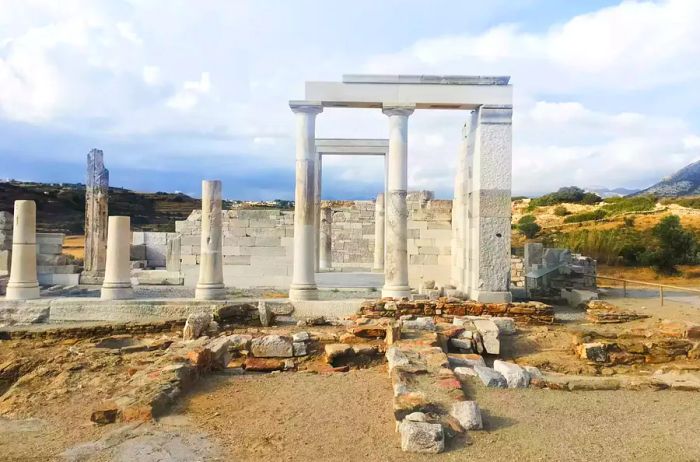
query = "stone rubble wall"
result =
(511, 256, 524, 287)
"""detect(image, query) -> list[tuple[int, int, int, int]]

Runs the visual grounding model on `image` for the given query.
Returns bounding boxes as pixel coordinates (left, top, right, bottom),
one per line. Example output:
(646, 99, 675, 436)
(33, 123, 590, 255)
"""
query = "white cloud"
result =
(142, 65, 160, 85)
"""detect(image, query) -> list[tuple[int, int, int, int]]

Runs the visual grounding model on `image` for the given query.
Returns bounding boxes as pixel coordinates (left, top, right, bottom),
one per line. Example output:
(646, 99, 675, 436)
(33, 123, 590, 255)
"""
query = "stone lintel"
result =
(289, 100, 323, 114)
(342, 74, 511, 85)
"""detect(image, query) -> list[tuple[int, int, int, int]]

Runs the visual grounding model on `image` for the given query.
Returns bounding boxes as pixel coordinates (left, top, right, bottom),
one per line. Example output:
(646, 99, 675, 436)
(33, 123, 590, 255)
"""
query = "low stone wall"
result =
(132, 231, 180, 268)
(37, 233, 80, 285)
(359, 298, 555, 324)
(511, 256, 524, 287)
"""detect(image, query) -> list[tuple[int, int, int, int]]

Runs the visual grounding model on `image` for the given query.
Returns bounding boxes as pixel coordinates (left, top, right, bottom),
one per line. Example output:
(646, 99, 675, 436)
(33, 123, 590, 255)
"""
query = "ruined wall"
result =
(511, 256, 524, 287)
(177, 209, 294, 288)
(0, 212, 12, 276)
(405, 192, 452, 288)
(132, 232, 180, 268)
(327, 200, 375, 269)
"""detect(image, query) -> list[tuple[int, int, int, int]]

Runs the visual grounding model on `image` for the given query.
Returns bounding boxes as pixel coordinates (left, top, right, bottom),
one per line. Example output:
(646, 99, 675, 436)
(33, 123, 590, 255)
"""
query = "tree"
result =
(553, 205, 570, 216)
(643, 215, 697, 274)
(518, 221, 541, 238)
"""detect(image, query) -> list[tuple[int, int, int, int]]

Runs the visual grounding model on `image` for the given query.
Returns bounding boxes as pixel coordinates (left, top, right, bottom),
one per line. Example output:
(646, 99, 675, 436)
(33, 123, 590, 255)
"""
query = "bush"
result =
(660, 196, 700, 209)
(531, 186, 602, 207)
(602, 195, 656, 215)
(553, 205, 570, 216)
(553, 227, 646, 266)
(623, 216, 636, 228)
(518, 214, 536, 224)
(518, 221, 541, 238)
(642, 215, 697, 274)
(563, 209, 608, 223)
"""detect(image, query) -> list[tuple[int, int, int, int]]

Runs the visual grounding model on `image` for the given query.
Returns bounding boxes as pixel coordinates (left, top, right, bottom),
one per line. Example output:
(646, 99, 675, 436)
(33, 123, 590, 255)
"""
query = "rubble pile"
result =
(359, 298, 554, 324)
(585, 300, 650, 324)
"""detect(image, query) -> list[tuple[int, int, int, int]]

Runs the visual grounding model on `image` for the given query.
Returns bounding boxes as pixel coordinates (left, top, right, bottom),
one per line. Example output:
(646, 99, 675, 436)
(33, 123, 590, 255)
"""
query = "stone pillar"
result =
(382, 105, 414, 299)
(468, 106, 513, 303)
(452, 123, 469, 291)
(289, 101, 322, 301)
(83, 149, 109, 284)
(372, 193, 385, 272)
(195, 180, 226, 300)
(314, 154, 322, 272)
(101, 216, 133, 300)
(166, 234, 182, 272)
(5, 201, 40, 300)
(319, 206, 332, 270)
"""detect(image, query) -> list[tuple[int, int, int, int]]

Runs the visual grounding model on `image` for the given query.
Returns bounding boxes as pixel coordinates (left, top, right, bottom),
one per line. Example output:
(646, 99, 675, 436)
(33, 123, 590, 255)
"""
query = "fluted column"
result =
(381, 105, 414, 299)
(314, 155, 322, 272)
(451, 124, 468, 290)
(5, 200, 39, 300)
(195, 180, 226, 300)
(101, 216, 133, 300)
(372, 192, 385, 272)
(289, 101, 323, 300)
(319, 205, 332, 270)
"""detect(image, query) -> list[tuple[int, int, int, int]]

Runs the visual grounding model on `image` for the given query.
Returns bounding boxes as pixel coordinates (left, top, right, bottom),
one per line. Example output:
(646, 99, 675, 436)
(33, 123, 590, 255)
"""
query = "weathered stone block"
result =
(250, 335, 293, 358)
(493, 360, 530, 388)
(473, 365, 507, 388)
(399, 420, 444, 454)
(450, 401, 483, 430)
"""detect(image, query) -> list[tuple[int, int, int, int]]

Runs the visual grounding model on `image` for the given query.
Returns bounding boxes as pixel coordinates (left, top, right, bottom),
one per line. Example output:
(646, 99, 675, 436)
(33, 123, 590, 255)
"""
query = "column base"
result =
(5, 284, 40, 300)
(101, 284, 134, 300)
(195, 284, 227, 300)
(471, 290, 512, 303)
(80, 271, 105, 285)
(381, 285, 411, 299)
(289, 285, 318, 301)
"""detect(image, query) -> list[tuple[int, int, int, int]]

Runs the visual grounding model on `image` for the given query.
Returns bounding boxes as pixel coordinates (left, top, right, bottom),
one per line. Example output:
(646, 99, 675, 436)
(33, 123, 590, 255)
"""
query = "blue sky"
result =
(1, 0, 699, 200)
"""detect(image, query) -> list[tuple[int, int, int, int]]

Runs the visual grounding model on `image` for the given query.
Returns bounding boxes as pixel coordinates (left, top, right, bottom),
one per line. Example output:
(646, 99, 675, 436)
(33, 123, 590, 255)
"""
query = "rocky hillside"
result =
(634, 159, 700, 197)
(0, 181, 205, 234)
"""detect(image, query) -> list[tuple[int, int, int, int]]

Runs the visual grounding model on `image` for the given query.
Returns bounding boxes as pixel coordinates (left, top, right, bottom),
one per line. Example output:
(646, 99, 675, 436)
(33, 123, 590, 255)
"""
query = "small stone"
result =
(453, 367, 478, 379)
(229, 334, 253, 351)
(182, 312, 212, 340)
(450, 401, 483, 430)
(207, 320, 219, 335)
(292, 332, 310, 342)
(402, 317, 436, 332)
(352, 344, 379, 355)
(351, 325, 386, 338)
(472, 319, 500, 355)
(205, 336, 232, 369)
(491, 317, 517, 335)
(399, 420, 445, 454)
(523, 365, 543, 381)
(449, 338, 474, 352)
(91, 403, 118, 425)
(578, 342, 608, 363)
(493, 360, 530, 388)
(293, 342, 308, 356)
(250, 335, 293, 358)
(447, 353, 485, 368)
(386, 346, 410, 371)
(405, 412, 427, 422)
(473, 365, 507, 388)
(258, 301, 273, 327)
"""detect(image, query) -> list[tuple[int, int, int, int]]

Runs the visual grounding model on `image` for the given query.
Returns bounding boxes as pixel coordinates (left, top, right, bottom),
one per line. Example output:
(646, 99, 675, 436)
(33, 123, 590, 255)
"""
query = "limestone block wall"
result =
(405, 192, 452, 288)
(36, 233, 80, 285)
(176, 209, 294, 288)
(132, 231, 179, 268)
(326, 200, 375, 269)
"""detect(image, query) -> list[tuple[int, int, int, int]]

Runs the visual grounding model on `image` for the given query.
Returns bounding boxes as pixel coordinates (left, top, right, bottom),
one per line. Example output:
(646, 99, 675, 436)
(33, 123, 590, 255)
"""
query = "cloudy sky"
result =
(1, 0, 699, 200)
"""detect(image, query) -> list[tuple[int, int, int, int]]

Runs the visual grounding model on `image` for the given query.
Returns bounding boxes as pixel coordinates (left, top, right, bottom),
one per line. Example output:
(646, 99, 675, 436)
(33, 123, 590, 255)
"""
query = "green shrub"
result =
(601, 195, 656, 215)
(642, 215, 698, 274)
(623, 216, 636, 228)
(518, 214, 536, 224)
(660, 196, 700, 209)
(563, 209, 608, 223)
(531, 186, 602, 207)
(553, 205, 570, 216)
(553, 227, 646, 266)
(518, 221, 541, 238)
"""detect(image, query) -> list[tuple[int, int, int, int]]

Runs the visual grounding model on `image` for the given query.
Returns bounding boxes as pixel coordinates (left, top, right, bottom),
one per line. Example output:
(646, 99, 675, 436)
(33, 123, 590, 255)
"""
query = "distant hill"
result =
(0, 181, 205, 234)
(634, 159, 700, 197)
(587, 187, 640, 198)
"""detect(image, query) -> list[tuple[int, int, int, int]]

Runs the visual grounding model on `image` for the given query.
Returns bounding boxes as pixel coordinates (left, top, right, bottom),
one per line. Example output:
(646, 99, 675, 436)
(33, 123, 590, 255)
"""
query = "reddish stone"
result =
(436, 378, 462, 390)
(90, 402, 119, 425)
(687, 325, 700, 340)
(351, 325, 386, 338)
(186, 347, 214, 371)
(244, 357, 284, 372)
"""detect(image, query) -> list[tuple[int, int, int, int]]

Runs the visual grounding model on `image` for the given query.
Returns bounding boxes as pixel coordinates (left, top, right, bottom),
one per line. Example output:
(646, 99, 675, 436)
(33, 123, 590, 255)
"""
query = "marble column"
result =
(195, 180, 226, 300)
(314, 154, 322, 272)
(372, 192, 385, 272)
(289, 101, 322, 301)
(319, 205, 332, 270)
(451, 123, 469, 291)
(5, 201, 40, 300)
(83, 148, 109, 284)
(381, 105, 414, 299)
(101, 216, 133, 300)
(468, 105, 513, 303)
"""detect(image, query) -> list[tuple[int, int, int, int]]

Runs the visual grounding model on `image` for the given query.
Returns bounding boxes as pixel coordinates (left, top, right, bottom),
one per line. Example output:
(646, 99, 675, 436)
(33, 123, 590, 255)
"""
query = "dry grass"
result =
(62, 235, 84, 259)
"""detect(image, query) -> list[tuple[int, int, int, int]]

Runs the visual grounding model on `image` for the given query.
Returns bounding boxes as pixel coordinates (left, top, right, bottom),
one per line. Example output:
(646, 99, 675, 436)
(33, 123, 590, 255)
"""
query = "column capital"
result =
(382, 104, 415, 117)
(290, 100, 324, 114)
(480, 105, 513, 125)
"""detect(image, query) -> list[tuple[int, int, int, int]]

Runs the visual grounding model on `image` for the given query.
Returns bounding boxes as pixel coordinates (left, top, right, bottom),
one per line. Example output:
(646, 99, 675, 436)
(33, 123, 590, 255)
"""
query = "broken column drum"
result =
(195, 180, 226, 300)
(289, 101, 323, 301)
(382, 105, 414, 299)
(373, 192, 385, 272)
(83, 148, 109, 282)
(5, 200, 40, 300)
(319, 206, 332, 270)
(101, 216, 133, 300)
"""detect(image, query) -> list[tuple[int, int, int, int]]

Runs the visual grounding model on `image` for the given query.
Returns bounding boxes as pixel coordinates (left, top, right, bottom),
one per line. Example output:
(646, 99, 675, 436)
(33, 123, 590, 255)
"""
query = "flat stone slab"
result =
(250, 335, 293, 358)
(399, 420, 445, 454)
(473, 365, 507, 388)
(493, 360, 530, 388)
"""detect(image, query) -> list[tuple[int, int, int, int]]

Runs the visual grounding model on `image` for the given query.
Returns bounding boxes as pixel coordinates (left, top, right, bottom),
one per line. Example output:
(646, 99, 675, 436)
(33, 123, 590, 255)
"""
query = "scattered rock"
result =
(473, 365, 507, 388)
(90, 403, 119, 425)
(292, 332, 310, 342)
(205, 336, 232, 369)
(523, 365, 543, 381)
(182, 313, 212, 340)
(250, 335, 293, 358)
(453, 367, 478, 379)
(402, 317, 436, 332)
(386, 346, 410, 371)
(293, 342, 308, 356)
(399, 420, 444, 454)
(449, 338, 473, 352)
(450, 401, 483, 430)
(351, 325, 386, 338)
(493, 360, 530, 388)
(578, 342, 608, 363)
(447, 353, 485, 368)
(405, 412, 428, 422)
(324, 343, 354, 364)
(258, 301, 272, 327)
(491, 317, 517, 335)
(472, 319, 500, 355)
(228, 334, 252, 351)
